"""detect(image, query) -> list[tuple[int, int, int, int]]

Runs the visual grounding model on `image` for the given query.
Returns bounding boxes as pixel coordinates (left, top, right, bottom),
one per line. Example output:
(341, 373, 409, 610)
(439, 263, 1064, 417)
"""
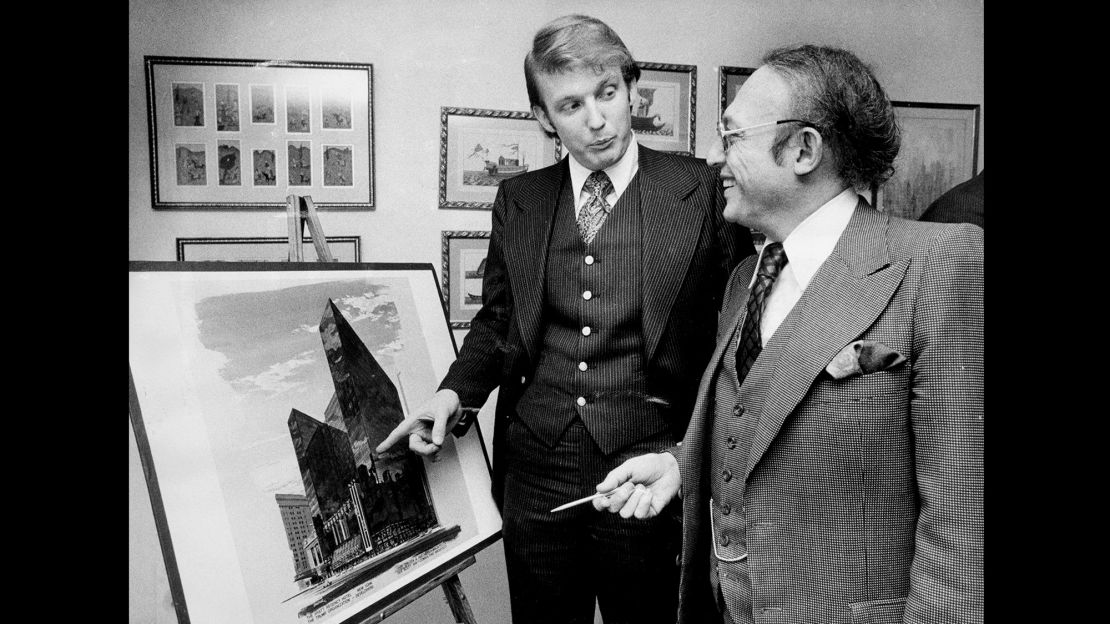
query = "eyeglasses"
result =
(717, 119, 817, 152)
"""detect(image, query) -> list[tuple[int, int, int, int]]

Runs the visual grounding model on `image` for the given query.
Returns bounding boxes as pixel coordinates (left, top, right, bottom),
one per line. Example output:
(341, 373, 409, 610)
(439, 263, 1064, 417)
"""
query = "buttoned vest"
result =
(513, 174, 647, 454)
(708, 296, 804, 623)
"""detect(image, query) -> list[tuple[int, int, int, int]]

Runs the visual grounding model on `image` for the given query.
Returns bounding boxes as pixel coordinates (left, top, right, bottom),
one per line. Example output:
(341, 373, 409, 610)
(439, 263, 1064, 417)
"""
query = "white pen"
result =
(550, 492, 612, 513)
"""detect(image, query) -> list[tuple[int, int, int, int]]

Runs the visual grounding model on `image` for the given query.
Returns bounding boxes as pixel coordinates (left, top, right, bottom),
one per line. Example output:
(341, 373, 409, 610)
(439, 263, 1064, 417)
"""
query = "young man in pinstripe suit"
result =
(377, 14, 755, 624)
(594, 45, 983, 623)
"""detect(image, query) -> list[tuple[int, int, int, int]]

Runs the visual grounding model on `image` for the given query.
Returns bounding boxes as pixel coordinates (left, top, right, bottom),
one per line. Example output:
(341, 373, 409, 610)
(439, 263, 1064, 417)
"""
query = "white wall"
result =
(129, 1, 983, 622)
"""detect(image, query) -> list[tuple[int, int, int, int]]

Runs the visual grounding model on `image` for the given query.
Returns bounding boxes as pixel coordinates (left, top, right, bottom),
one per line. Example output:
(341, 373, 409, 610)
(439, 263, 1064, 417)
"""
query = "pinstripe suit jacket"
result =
(440, 144, 753, 506)
(675, 201, 984, 623)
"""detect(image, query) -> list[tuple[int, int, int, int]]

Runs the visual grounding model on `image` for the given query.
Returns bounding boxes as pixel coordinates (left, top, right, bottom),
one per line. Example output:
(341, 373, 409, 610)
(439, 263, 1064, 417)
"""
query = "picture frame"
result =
(718, 66, 755, 119)
(439, 107, 560, 210)
(441, 231, 491, 329)
(632, 61, 696, 155)
(871, 101, 980, 220)
(176, 236, 361, 262)
(145, 56, 375, 210)
(129, 261, 501, 624)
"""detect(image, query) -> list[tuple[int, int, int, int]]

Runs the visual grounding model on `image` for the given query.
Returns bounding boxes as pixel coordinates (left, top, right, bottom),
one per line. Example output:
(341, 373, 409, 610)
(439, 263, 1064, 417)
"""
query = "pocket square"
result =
(825, 340, 907, 380)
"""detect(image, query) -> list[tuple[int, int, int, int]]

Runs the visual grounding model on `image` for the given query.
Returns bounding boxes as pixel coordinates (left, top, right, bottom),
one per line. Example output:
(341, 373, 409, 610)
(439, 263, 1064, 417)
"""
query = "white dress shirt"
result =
(567, 135, 640, 217)
(753, 187, 861, 346)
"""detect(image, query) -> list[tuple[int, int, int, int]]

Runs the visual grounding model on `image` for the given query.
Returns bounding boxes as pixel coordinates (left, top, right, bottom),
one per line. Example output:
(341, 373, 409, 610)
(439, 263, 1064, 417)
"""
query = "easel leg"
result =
(441, 574, 477, 624)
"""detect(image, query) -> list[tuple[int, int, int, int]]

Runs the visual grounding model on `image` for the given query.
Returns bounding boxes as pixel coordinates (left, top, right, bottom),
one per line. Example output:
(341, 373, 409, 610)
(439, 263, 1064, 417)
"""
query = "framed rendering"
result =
(145, 56, 375, 210)
(718, 66, 755, 118)
(441, 231, 491, 329)
(439, 107, 560, 209)
(872, 101, 980, 219)
(176, 236, 361, 262)
(129, 261, 501, 624)
(632, 61, 696, 155)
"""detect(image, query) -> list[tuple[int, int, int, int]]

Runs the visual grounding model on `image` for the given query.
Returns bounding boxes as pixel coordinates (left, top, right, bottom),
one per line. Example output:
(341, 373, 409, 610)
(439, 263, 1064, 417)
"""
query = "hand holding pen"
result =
(587, 452, 681, 519)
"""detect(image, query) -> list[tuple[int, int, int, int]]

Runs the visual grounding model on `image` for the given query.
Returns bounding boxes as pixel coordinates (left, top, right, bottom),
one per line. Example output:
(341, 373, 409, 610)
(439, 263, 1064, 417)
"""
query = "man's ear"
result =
(533, 105, 556, 135)
(627, 79, 639, 110)
(793, 127, 824, 175)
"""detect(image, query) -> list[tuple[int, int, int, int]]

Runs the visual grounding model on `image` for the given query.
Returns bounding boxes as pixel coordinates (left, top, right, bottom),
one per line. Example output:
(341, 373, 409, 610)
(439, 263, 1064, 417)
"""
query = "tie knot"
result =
(757, 242, 788, 280)
(585, 170, 613, 198)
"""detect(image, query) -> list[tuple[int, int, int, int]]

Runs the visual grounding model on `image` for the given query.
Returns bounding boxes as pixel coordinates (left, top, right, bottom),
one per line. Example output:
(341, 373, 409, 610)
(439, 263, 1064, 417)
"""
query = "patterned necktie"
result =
(577, 170, 615, 245)
(735, 242, 789, 384)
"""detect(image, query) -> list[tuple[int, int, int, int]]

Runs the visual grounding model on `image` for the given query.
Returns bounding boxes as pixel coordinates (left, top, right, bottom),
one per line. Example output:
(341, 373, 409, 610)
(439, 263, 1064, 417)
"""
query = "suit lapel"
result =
(638, 146, 705, 363)
(502, 159, 567, 361)
(744, 201, 911, 479)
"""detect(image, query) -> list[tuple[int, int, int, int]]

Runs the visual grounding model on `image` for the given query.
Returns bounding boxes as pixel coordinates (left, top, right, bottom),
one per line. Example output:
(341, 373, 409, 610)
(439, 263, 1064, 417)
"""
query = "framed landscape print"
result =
(176, 236, 361, 262)
(440, 231, 490, 329)
(129, 261, 501, 624)
(439, 107, 560, 209)
(872, 101, 980, 219)
(719, 66, 755, 118)
(632, 61, 696, 155)
(145, 56, 374, 209)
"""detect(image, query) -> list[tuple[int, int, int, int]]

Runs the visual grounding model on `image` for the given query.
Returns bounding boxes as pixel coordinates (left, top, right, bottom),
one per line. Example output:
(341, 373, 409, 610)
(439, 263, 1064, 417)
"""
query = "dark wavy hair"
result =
(762, 45, 900, 190)
(524, 14, 641, 136)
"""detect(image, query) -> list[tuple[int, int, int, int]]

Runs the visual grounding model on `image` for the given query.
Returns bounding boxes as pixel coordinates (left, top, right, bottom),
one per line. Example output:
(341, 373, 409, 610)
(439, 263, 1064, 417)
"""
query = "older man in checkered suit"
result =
(594, 44, 983, 624)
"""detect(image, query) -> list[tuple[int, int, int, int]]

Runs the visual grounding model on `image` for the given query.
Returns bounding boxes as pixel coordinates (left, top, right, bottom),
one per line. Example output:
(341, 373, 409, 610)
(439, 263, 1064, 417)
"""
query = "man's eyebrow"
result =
(553, 94, 580, 108)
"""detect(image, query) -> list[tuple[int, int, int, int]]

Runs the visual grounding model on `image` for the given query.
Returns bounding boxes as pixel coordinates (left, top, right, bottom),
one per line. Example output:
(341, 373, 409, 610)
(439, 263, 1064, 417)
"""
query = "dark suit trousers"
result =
(501, 418, 681, 624)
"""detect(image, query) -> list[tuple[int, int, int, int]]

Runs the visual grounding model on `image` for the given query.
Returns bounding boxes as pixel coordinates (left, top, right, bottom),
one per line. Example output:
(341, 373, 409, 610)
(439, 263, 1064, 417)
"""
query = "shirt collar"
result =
(751, 187, 859, 291)
(568, 134, 639, 203)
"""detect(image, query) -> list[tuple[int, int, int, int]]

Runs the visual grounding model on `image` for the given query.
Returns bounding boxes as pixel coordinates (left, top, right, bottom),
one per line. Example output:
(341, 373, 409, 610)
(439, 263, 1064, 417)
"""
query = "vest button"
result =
(726, 436, 736, 450)
(581, 326, 592, 336)
(578, 361, 588, 371)
(582, 290, 593, 300)
(720, 502, 731, 515)
(722, 468, 732, 482)
(733, 403, 745, 417)
(584, 255, 595, 265)
(520, 376, 526, 384)
(576, 396, 586, 407)
(719, 533, 731, 547)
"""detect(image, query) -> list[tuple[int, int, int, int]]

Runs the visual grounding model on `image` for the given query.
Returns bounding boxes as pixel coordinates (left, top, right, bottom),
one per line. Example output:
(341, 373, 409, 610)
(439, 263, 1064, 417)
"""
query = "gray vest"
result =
(513, 174, 647, 453)
(708, 298, 803, 624)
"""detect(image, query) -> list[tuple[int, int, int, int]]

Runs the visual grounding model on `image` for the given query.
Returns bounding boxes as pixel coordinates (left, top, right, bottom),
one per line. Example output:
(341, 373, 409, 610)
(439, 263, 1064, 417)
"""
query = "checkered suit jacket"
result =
(675, 200, 984, 623)
(440, 144, 755, 507)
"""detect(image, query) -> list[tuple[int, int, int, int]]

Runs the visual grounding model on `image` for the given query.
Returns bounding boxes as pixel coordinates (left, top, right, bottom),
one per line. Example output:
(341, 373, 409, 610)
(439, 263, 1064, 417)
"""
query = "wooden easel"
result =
(285, 194, 480, 623)
(363, 556, 478, 624)
(286, 194, 337, 262)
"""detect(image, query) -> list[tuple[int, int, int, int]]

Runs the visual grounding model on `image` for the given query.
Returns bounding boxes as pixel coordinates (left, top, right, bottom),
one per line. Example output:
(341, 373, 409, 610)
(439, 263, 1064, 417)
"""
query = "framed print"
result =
(719, 66, 755, 118)
(145, 56, 375, 210)
(129, 261, 501, 624)
(632, 62, 696, 155)
(176, 236, 361, 262)
(441, 231, 491, 329)
(439, 107, 560, 210)
(872, 101, 980, 219)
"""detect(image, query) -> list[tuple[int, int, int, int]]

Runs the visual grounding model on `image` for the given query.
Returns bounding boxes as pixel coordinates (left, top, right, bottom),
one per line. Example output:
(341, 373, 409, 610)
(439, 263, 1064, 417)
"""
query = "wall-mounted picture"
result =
(175, 143, 207, 185)
(129, 262, 501, 624)
(176, 236, 362, 262)
(632, 62, 696, 155)
(439, 107, 560, 210)
(719, 66, 755, 118)
(288, 140, 313, 186)
(173, 82, 205, 127)
(322, 90, 353, 130)
(323, 145, 354, 187)
(145, 56, 374, 209)
(441, 231, 491, 329)
(251, 84, 277, 124)
(216, 83, 241, 131)
(218, 139, 242, 186)
(872, 101, 980, 220)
